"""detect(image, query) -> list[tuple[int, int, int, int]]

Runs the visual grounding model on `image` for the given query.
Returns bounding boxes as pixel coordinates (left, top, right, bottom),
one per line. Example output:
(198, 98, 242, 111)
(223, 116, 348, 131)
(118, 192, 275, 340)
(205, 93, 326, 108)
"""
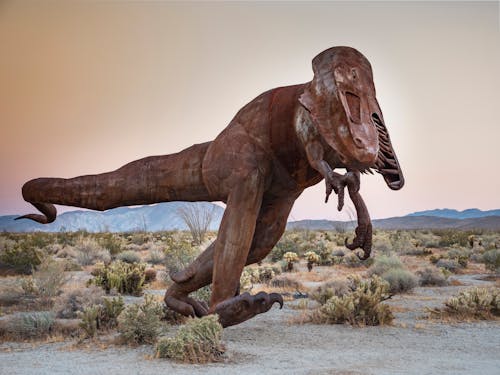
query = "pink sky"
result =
(1, 2, 499, 220)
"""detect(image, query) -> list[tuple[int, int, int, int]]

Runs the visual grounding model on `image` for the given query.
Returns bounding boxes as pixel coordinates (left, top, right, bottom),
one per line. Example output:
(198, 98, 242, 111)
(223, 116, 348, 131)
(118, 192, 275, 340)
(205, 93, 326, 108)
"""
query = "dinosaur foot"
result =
(214, 291, 283, 328)
(165, 291, 209, 318)
(345, 222, 372, 260)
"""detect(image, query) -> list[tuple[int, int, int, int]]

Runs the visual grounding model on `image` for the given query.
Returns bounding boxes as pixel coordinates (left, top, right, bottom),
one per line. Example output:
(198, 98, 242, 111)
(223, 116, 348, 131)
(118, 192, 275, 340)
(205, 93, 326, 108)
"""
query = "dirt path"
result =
(1, 275, 499, 375)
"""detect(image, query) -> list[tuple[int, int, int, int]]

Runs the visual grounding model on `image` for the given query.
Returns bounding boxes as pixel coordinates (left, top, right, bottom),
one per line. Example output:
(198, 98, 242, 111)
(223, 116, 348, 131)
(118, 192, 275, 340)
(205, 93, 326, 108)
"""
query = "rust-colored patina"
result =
(18, 47, 404, 327)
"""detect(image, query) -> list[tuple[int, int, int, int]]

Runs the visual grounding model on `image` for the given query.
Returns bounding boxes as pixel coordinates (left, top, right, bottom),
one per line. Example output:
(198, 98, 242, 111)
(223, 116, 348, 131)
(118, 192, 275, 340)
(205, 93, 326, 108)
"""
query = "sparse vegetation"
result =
(308, 276, 393, 326)
(428, 287, 500, 320)
(117, 295, 163, 344)
(89, 261, 146, 295)
(156, 315, 225, 363)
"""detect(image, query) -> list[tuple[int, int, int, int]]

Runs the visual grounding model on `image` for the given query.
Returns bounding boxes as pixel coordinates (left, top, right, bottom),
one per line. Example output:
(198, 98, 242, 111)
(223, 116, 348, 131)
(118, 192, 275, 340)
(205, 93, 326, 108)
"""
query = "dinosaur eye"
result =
(351, 69, 357, 80)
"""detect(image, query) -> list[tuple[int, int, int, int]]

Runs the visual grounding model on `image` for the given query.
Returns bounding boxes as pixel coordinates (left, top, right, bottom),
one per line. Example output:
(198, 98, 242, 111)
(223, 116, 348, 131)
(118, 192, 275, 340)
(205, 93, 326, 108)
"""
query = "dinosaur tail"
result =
(17, 142, 212, 224)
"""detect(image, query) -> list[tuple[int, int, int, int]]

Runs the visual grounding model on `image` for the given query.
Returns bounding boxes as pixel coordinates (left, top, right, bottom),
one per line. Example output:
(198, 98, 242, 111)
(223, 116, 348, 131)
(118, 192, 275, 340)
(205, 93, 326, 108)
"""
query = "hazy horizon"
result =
(1, 1, 499, 221)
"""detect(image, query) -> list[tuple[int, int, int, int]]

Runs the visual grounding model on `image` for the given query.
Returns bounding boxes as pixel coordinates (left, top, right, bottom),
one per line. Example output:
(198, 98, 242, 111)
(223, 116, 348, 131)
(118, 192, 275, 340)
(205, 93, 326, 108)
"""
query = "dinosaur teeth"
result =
(380, 168, 399, 175)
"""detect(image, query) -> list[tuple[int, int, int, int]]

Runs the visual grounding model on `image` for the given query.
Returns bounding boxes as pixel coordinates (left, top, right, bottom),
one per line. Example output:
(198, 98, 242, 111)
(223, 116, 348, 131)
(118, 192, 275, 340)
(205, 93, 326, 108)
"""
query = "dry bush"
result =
(417, 267, 449, 287)
(482, 249, 500, 272)
(78, 296, 125, 338)
(54, 286, 105, 319)
(89, 261, 146, 296)
(310, 279, 349, 305)
(270, 276, 304, 291)
(381, 268, 418, 294)
(117, 295, 163, 344)
(177, 203, 216, 245)
(308, 276, 393, 326)
(145, 248, 165, 265)
(3, 311, 55, 338)
(368, 255, 404, 276)
(156, 315, 225, 363)
(116, 250, 141, 264)
(74, 237, 111, 266)
(428, 287, 500, 320)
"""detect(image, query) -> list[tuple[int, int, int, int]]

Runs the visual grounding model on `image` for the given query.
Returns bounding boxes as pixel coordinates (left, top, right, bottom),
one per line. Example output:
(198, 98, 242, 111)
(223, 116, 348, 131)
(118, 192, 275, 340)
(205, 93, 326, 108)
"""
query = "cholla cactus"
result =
(442, 287, 499, 320)
(283, 251, 299, 272)
(313, 275, 393, 326)
(304, 251, 320, 272)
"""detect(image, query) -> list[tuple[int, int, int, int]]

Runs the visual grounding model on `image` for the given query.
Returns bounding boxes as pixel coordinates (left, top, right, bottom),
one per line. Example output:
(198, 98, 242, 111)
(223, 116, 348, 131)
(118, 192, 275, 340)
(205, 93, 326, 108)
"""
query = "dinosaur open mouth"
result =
(372, 114, 404, 190)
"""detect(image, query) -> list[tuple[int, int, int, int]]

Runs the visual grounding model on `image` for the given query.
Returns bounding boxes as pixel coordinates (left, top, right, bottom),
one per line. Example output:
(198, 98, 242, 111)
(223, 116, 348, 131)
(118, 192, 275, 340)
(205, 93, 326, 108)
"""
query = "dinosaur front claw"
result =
(345, 222, 372, 260)
(214, 292, 283, 328)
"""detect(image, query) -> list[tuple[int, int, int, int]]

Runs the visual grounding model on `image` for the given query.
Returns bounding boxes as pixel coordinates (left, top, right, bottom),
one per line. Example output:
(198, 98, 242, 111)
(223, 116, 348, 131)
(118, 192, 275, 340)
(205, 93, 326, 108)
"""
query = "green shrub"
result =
(74, 237, 111, 266)
(190, 285, 211, 305)
(0, 243, 42, 274)
(145, 249, 165, 265)
(164, 241, 198, 275)
(156, 315, 225, 363)
(381, 268, 418, 294)
(89, 261, 146, 295)
(6, 311, 55, 338)
(77, 296, 125, 338)
(116, 250, 141, 264)
(267, 237, 300, 263)
(482, 249, 500, 272)
(310, 280, 349, 305)
(417, 267, 448, 286)
(429, 287, 500, 320)
(310, 276, 393, 326)
(117, 295, 163, 344)
(368, 255, 403, 276)
(55, 286, 105, 319)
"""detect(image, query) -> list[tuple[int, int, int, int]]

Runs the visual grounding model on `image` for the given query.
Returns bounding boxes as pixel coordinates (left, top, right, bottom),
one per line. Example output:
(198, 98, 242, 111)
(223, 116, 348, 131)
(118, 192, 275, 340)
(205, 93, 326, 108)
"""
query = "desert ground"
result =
(0, 229, 499, 374)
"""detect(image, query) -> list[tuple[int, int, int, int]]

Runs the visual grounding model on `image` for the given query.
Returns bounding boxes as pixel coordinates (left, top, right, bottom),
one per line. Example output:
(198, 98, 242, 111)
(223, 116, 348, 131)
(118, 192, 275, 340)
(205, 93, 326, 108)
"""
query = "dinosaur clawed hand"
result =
(214, 291, 283, 328)
(325, 171, 360, 211)
(165, 286, 209, 318)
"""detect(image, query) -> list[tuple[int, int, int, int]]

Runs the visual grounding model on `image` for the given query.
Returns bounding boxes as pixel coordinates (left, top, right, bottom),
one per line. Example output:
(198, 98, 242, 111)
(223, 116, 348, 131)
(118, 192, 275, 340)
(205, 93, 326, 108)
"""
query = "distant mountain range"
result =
(1, 206, 499, 232)
(0, 202, 224, 233)
(407, 208, 500, 219)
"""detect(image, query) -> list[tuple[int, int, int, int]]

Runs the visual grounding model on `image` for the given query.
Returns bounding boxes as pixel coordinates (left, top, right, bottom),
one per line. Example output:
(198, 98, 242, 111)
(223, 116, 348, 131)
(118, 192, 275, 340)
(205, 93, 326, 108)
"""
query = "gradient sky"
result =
(1, 1, 499, 220)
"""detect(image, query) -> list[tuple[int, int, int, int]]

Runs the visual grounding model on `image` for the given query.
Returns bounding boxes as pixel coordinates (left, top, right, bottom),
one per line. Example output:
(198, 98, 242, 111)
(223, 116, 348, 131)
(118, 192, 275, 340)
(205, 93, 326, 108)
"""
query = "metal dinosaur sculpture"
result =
(17, 46, 404, 327)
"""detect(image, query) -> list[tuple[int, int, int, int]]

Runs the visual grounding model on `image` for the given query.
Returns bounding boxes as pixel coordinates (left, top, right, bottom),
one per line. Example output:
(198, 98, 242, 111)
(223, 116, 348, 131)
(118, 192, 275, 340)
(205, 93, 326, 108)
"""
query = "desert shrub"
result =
(390, 232, 416, 254)
(97, 233, 123, 255)
(6, 311, 55, 338)
(55, 286, 105, 318)
(78, 296, 125, 337)
(127, 232, 150, 246)
(156, 315, 224, 363)
(433, 229, 478, 248)
(144, 268, 157, 283)
(435, 258, 461, 273)
(310, 279, 349, 305)
(429, 287, 499, 320)
(270, 276, 303, 290)
(372, 235, 392, 255)
(368, 255, 404, 276)
(331, 248, 345, 257)
(446, 248, 471, 268)
(343, 253, 365, 268)
(116, 250, 141, 264)
(190, 285, 212, 305)
(164, 240, 199, 275)
(413, 231, 440, 248)
(310, 276, 393, 326)
(417, 267, 448, 286)
(89, 261, 146, 295)
(304, 251, 320, 271)
(314, 241, 333, 266)
(283, 251, 299, 272)
(74, 237, 111, 266)
(20, 258, 67, 308)
(0, 243, 42, 274)
(145, 248, 165, 265)
(78, 305, 101, 338)
(482, 249, 500, 272)
(117, 295, 163, 344)
(267, 236, 300, 263)
(381, 268, 418, 294)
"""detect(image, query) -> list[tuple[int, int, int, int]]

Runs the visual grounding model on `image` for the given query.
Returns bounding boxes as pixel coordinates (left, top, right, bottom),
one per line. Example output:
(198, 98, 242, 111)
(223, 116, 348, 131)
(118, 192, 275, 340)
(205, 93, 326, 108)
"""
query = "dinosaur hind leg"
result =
(164, 194, 297, 326)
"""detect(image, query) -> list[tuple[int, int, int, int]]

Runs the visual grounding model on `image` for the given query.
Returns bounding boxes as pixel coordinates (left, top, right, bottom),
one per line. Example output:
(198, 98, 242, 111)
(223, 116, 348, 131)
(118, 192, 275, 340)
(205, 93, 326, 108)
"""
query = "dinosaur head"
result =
(299, 46, 404, 190)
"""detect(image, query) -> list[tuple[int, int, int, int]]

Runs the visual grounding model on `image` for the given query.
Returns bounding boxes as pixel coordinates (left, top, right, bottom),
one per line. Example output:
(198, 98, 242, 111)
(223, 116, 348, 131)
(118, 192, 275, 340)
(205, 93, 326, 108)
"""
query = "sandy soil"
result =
(1, 274, 499, 375)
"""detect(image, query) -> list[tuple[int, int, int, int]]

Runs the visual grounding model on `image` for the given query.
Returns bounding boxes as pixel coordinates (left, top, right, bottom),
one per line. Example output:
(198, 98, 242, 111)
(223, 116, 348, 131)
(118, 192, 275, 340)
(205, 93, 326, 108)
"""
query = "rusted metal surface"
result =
(18, 46, 404, 327)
